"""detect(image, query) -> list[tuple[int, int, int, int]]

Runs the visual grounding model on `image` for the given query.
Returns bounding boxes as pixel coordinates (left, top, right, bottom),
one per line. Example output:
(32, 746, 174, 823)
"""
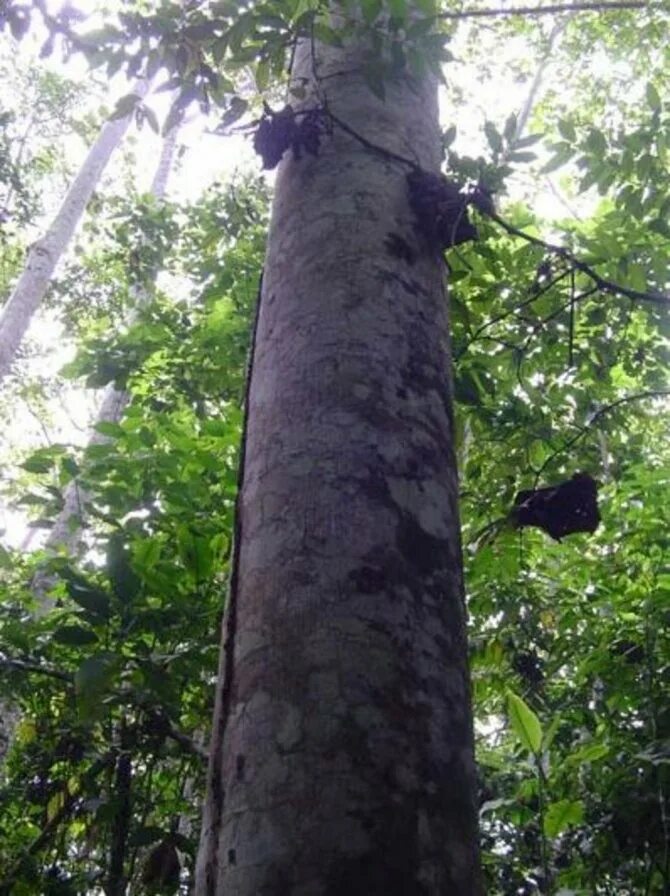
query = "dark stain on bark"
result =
(348, 565, 386, 593)
(227, 848, 236, 866)
(325, 796, 430, 896)
(396, 511, 451, 575)
(379, 268, 427, 297)
(235, 754, 245, 780)
(384, 232, 416, 265)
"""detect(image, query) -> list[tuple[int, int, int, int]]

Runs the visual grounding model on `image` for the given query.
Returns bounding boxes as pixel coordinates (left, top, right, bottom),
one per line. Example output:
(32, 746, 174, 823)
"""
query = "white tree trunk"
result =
(0, 78, 150, 381)
(42, 121, 180, 558)
(0, 123, 179, 765)
(196, 31, 481, 896)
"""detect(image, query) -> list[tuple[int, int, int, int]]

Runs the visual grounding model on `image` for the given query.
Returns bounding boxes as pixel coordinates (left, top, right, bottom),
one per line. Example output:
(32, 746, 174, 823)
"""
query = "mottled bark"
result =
(0, 79, 150, 382)
(196, 32, 481, 896)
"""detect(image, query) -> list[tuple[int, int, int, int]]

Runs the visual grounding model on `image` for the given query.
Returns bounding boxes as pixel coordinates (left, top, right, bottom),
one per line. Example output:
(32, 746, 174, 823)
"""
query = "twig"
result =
(163, 719, 208, 761)
(490, 212, 670, 306)
(461, 269, 572, 356)
(437, 1, 651, 20)
(0, 656, 72, 683)
(535, 390, 670, 479)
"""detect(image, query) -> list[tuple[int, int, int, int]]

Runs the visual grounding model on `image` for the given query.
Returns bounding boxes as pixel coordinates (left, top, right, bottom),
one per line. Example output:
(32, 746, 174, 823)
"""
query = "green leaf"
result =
(503, 113, 517, 143)
(508, 151, 536, 164)
(541, 142, 574, 174)
(585, 128, 607, 155)
(63, 573, 112, 619)
(107, 534, 141, 602)
(645, 81, 661, 110)
(255, 58, 270, 92)
(143, 105, 160, 134)
(569, 742, 610, 764)
(218, 96, 249, 132)
(94, 421, 124, 439)
(543, 799, 584, 837)
(74, 651, 120, 710)
(484, 121, 503, 155)
(557, 118, 576, 142)
(443, 124, 457, 148)
(387, 0, 407, 20)
(312, 23, 342, 46)
(514, 133, 543, 148)
(109, 93, 141, 121)
(361, 0, 383, 24)
(507, 691, 543, 754)
(54, 625, 99, 646)
(0, 545, 12, 569)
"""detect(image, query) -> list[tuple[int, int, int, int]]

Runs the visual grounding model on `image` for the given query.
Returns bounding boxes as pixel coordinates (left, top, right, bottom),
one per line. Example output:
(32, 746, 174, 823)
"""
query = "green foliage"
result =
(0, 2, 668, 894)
(0, 176, 267, 892)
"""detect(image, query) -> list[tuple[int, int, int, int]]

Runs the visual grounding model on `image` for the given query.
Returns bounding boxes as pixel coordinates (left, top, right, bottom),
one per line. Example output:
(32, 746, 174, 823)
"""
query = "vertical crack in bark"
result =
(202, 271, 264, 896)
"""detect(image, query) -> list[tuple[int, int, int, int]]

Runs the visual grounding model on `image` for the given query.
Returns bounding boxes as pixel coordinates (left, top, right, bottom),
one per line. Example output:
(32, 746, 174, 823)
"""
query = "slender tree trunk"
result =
(41, 120, 180, 558)
(0, 123, 179, 765)
(0, 78, 150, 381)
(196, 27, 481, 896)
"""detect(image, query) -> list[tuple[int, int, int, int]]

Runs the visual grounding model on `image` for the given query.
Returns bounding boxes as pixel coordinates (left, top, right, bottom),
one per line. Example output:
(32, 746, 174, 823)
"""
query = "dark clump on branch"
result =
(407, 169, 478, 250)
(510, 472, 600, 541)
(253, 104, 327, 170)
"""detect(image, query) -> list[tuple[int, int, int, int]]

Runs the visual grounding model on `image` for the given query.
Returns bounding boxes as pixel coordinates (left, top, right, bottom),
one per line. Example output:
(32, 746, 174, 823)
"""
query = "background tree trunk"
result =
(196, 33, 481, 896)
(40, 119, 180, 560)
(0, 120, 178, 765)
(0, 78, 150, 381)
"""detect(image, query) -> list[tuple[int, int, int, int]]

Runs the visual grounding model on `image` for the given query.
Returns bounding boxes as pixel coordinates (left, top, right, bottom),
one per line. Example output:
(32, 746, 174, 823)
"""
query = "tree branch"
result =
(535, 389, 670, 479)
(437, 1, 651, 21)
(489, 212, 670, 306)
(0, 656, 72, 683)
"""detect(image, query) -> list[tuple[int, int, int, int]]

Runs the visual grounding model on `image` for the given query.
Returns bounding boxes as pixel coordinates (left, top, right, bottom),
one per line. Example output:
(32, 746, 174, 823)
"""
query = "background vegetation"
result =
(0, 1, 668, 893)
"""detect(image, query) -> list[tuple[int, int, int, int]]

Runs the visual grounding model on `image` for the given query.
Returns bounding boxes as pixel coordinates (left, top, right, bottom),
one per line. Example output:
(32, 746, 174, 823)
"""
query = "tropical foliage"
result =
(0, 1, 668, 893)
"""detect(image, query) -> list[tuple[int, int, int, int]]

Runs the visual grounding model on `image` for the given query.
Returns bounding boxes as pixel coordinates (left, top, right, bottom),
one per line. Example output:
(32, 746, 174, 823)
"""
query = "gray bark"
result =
(0, 79, 150, 382)
(196, 30, 481, 896)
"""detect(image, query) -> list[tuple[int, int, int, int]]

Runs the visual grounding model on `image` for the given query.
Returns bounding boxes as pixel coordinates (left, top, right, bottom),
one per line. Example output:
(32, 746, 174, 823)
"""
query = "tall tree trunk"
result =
(196, 29, 481, 896)
(0, 78, 150, 382)
(40, 120, 180, 559)
(0, 123, 179, 765)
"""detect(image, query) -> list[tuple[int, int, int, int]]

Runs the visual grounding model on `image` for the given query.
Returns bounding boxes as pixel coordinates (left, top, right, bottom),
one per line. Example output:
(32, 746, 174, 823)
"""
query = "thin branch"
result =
(320, 109, 669, 310)
(536, 389, 670, 479)
(437, 1, 651, 21)
(461, 269, 572, 356)
(489, 212, 670, 305)
(163, 719, 209, 761)
(513, 18, 568, 143)
(0, 656, 72, 683)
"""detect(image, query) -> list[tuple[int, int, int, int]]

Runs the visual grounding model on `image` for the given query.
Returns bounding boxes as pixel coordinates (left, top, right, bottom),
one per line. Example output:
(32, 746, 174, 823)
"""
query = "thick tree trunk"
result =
(196, 32, 481, 896)
(0, 79, 150, 381)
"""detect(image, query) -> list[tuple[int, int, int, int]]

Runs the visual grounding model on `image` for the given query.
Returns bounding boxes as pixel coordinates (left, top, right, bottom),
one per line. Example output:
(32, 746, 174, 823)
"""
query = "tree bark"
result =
(0, 78, 150, 382)
(196, 30, 482, 896)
